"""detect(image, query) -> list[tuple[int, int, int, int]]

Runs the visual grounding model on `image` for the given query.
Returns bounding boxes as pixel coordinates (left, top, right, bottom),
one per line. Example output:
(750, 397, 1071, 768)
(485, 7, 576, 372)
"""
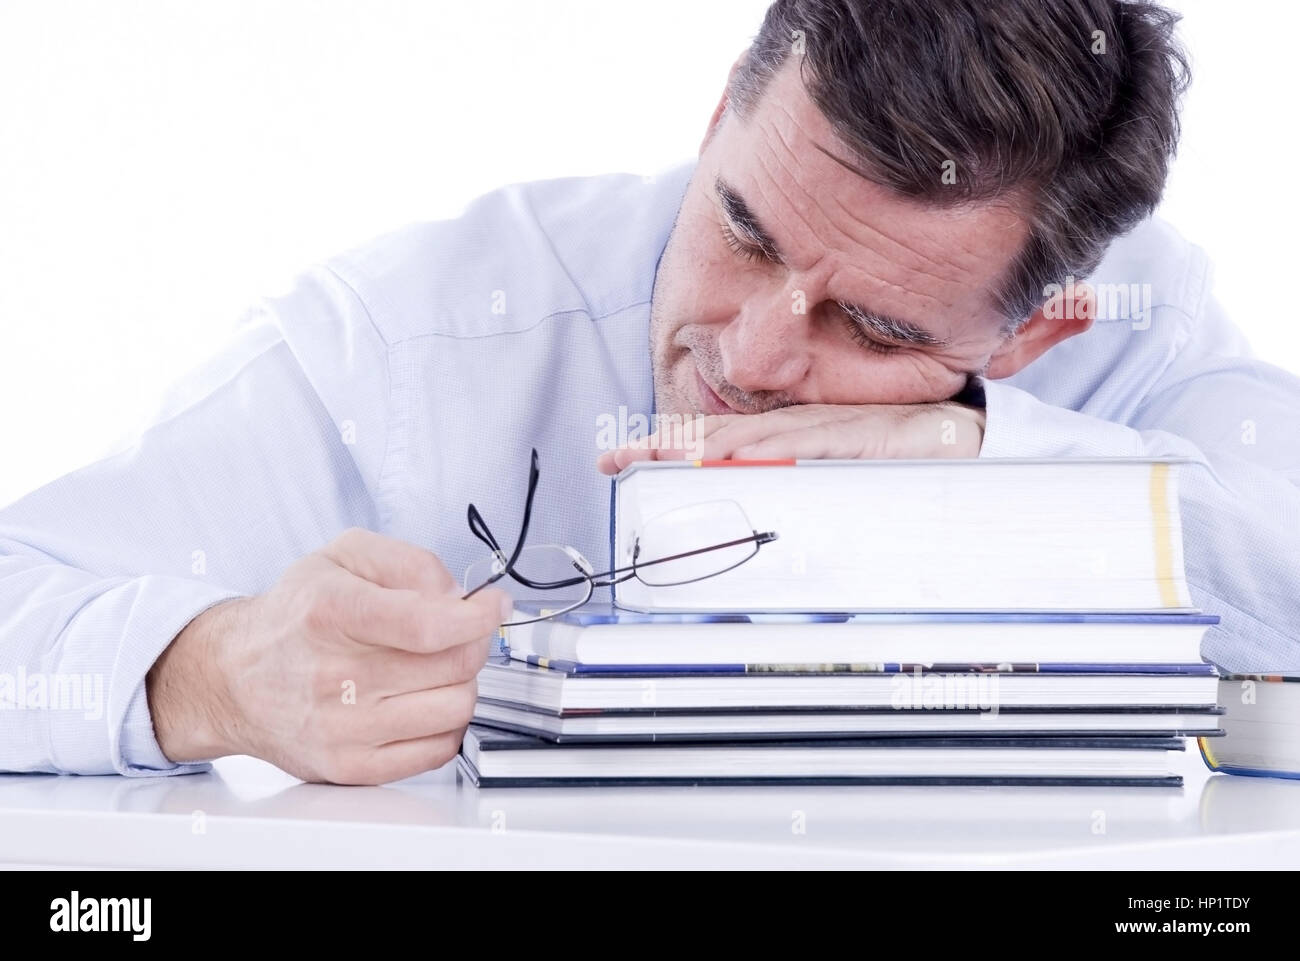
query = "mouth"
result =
(693, 362, 741, 415)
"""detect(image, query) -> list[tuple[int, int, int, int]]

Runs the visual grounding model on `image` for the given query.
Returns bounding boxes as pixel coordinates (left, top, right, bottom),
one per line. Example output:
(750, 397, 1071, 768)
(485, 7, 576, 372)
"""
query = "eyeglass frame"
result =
(460, 448, 778, 626)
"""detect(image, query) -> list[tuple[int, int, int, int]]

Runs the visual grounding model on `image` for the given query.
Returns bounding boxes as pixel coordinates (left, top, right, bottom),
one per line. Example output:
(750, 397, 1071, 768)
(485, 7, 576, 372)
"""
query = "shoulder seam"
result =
(516, 184, 593, 317)
(319, 264, 393, 350)
(387, 298, 652, 345)
(1183, 242, 1213, 322)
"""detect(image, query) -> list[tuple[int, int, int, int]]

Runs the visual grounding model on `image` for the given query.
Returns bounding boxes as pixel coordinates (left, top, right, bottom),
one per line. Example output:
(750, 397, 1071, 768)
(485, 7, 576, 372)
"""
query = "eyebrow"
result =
(837, 302, 949, 348)
(715, 177, 784, 263)
(715, 177, 949, 350)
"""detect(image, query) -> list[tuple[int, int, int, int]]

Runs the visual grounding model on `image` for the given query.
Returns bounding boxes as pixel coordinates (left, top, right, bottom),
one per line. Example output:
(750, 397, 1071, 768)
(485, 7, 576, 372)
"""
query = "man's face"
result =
(650, 64, 1030, 417)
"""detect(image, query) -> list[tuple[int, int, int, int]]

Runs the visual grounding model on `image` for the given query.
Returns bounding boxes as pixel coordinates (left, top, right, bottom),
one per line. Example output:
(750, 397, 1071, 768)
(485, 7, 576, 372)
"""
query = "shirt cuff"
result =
(979, 379, 1147, 458)
(109, 579, 245, 777)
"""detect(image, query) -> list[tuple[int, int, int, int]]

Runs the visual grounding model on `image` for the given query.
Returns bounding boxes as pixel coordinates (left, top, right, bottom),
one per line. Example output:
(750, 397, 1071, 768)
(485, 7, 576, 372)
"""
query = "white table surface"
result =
(2, 743, 1298, 869)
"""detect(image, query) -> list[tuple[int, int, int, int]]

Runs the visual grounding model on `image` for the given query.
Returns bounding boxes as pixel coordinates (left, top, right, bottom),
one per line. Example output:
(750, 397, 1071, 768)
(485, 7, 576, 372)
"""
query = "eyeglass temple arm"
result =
(503, 529, 777, 593)
(468, 452, 774, 596)
(465, 447, 544, 567)
(587, 529, 778, 584)
(466, 503, 502, 554)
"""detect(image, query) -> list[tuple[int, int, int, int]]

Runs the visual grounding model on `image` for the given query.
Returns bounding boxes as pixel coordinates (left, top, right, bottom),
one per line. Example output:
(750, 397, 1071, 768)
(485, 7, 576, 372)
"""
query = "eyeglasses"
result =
(461, 448, 778, 626)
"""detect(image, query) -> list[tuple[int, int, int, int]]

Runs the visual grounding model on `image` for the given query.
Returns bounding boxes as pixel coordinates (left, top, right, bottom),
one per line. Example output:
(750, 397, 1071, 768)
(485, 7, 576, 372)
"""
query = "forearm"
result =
(146, 597, 250, 764)
(0, 552, 242, 775)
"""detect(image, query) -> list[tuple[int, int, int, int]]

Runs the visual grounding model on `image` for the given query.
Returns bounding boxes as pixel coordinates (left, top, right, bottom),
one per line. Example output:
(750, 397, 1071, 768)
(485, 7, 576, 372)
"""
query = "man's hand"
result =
(147, 528, 511, 785)
(596, 402, 986, 474)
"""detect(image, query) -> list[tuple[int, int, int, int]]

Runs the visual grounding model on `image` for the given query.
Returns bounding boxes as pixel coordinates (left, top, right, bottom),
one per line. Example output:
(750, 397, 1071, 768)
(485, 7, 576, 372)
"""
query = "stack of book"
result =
(459, 458, 1223, 787)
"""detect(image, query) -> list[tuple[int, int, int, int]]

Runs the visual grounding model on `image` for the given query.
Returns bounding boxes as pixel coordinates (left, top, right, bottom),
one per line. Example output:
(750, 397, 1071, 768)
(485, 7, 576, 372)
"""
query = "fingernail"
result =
(498, 593, 515, 622)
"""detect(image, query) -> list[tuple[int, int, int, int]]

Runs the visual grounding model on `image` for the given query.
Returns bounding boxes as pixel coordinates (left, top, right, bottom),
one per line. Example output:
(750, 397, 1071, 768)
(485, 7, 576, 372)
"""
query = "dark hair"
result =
(729, 0, 1190, 326)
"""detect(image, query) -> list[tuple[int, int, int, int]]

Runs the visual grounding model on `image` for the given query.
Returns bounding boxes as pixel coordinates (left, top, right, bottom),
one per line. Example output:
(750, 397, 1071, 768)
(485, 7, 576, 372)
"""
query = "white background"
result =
(1, 0, 1295, 505)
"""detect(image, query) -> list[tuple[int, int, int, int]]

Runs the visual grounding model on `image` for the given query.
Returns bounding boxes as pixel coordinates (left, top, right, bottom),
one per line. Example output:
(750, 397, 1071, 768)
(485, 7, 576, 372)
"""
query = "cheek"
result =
(662, 229, 747, 326)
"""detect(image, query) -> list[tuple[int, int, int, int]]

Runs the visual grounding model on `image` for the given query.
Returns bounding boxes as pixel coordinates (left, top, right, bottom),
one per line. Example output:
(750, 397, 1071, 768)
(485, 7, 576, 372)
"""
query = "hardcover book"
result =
(502, 604, 1217, 667)
(458, 725, 1188, 787)
(477, 656, 1221, 721)
(611, 458, 1193, 612)
(1200, 674, 1300, 779)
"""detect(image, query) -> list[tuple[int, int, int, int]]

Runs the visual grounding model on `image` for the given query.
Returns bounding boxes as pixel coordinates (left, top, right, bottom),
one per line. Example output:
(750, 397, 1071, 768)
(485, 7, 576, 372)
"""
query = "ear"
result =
(701, 55, 747, 154)
(985, 285, 1095, 379)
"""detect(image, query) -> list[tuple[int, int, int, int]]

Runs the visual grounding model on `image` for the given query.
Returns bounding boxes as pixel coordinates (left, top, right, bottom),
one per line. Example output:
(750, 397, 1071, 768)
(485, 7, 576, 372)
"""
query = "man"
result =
(2, 0, 1297, 785)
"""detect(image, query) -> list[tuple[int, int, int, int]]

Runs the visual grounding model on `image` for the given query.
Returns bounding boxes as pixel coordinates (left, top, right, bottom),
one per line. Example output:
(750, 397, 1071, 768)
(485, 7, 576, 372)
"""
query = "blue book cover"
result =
(504, 649, 1219, 677)
(508, 602, 1220, 628)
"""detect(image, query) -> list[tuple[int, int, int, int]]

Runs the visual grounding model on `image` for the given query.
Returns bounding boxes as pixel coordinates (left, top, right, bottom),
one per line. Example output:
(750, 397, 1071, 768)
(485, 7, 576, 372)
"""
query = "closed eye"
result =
(720, 221, 767, 263)
(839, 303, 904, 355)
(845, 321, 903, 355)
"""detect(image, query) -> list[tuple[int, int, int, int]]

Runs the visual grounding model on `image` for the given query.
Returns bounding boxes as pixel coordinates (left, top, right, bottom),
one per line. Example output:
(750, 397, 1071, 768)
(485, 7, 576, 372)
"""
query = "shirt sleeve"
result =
(0, 265, 390, 775)
(980, 296, 1300, 672)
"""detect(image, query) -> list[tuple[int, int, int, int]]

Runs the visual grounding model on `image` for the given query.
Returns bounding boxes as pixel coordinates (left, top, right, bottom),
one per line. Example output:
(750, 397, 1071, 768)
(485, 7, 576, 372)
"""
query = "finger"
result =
(321, 527, 454, 593)
(595, 450, 621, 475)
(610, 445, 667, 472)
(630, 444, 696, 469)
(326, 729, 467, 785)
(600, 413, 738, 471)
(370, 729, 468, 782)
(733, 423, 877, 461)
(596, 445, 664, 474)
(364, 634, 494, 696)
(365, 679, 480, 744)
(334, 574, 510, 654)
(701, 406, 869, 459)
(640, 412, 734, 455)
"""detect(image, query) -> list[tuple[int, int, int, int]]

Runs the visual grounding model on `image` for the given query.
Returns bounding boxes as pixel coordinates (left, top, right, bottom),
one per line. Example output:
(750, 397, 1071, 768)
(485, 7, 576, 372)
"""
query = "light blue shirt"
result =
(2, 161, 1298, 776)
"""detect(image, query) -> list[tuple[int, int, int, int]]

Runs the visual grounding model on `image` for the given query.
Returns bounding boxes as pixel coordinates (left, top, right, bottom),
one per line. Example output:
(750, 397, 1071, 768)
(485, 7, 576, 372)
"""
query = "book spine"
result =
(607, 475, 617, 604)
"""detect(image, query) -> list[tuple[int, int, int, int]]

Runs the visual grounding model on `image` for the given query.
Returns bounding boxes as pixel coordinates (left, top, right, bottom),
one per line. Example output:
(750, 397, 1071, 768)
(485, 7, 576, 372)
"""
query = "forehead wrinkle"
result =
(754, 144, 968, 320)
(742, 96, 1005, 326)
(822, 188, 964, 281)
(812, 140, 878, 183)
(768, 99, 965, 285)
(830, 263, 954, 318)
(748, 129, 832, 271)
(759, 100, 980, 306)
(823, 188, 1020, 320)
(764, 104, 849, 244)
(815, 191, 976, 314)
(811, 139, 1015, 280)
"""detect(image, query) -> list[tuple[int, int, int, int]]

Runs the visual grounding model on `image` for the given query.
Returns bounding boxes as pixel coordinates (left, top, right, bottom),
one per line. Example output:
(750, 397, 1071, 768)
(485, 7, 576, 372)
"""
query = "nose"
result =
(717, 286, 812, 394)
